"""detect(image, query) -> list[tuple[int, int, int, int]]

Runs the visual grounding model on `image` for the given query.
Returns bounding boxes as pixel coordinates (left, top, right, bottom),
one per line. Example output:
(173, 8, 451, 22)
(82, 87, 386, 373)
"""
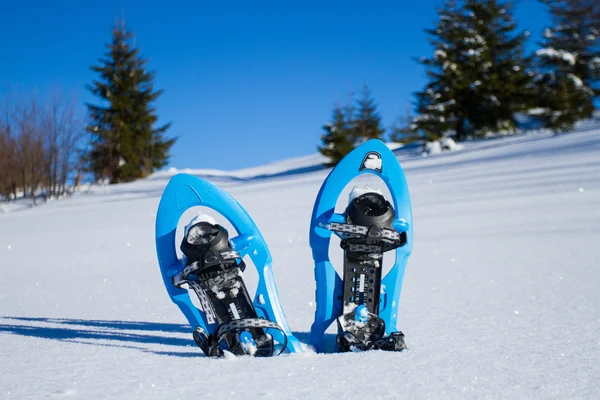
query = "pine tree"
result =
(85, 21, 175, 183)
(390, 103, 422, 144)
(413, 0, 531, 141)
(535, 0, 599, 131)
(463, 0, 533, 134)
(354, 86, 385, 142)
(413, 0, 466, 141)
(318, 104, 356, 167)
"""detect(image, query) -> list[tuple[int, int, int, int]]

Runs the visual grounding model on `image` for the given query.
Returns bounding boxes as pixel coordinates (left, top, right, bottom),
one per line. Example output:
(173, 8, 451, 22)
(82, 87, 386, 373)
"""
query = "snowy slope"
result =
(1, 126, 599, 399)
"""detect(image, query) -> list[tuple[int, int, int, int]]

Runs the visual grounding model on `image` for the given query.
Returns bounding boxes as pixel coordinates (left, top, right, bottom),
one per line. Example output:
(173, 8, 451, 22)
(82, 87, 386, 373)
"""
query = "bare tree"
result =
(41, 90, 85, 198)
(0, 121, 16, 201)
(1, 88, 86, 205)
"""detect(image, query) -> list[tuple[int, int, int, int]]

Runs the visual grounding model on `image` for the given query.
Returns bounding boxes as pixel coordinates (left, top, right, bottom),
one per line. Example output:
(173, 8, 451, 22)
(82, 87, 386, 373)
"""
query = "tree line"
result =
(320, 0, 599, 165)
(0, 21, 176, 203)
(0, 92, 83, 203)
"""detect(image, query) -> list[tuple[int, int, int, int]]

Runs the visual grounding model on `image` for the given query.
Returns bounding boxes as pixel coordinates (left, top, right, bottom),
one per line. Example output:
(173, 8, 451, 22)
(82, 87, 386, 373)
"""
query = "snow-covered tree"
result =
(413, 0, 531, 141)
(462, 0, 533, 133)
(535, 0, 600, 131)
(413, 0, 465, 141)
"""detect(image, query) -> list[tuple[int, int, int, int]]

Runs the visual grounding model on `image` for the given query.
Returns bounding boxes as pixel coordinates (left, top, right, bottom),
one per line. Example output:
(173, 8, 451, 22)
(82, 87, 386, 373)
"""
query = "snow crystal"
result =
(230, 287, 239, 297)
(536, 48, 576, 65)
(543, 28, 553, 38)
(434, 49, 447, 59)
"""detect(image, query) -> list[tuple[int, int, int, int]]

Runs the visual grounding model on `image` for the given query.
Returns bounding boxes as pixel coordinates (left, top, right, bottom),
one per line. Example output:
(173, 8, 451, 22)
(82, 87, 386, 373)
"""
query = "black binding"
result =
(330, 192, 408, 352)
(173, 220, 285, 357)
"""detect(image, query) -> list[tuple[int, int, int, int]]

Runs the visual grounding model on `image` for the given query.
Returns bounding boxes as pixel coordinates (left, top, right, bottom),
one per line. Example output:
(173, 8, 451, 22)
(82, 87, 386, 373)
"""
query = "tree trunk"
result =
(455, 117, 465, 142)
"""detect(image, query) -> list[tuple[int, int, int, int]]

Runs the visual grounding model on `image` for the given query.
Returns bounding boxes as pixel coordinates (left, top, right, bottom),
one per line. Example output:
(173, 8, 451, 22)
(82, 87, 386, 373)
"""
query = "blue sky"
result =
(1, 0, 549, 170)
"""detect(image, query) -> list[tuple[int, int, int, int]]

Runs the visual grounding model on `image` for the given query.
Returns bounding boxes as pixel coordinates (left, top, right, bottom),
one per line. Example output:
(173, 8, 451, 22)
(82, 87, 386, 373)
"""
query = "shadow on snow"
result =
(0, 316, 200, 358)
(0, 316, 320, 357)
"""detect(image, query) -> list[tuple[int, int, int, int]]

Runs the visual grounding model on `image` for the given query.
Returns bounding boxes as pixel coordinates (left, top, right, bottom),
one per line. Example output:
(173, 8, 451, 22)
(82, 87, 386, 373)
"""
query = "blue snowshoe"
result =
(309, 139, 413, 353)
(155, 173, 302, 357)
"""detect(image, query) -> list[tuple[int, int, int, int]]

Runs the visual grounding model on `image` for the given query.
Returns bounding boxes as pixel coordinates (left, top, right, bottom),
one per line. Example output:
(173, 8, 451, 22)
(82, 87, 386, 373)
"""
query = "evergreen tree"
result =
(463, 0, 533, 134)
(389, 103, 423, 144)
(413, 0, 466, 141)
(535, 0, 599, 131)
(85, 21, 175, 183)
(413, 0, 531, 141)
(318, 103, 356, 167)
(354, 86, 385, 142)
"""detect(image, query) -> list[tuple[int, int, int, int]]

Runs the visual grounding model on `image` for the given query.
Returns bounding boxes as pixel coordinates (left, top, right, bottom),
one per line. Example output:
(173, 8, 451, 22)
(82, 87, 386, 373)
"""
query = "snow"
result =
(442, 61, 458, 72)
(1, 124, 600, 398)
(462, 35, 485, 45)
(184, 213, 218, 237)
(363, 153, 382, 170)
(536, 48, 576, 65)
(568, 73, 584, 88)
(349, 186, 383, 202)
(428, 99, 456, 113)
(465, 48, 482, 57)
(440, 137, 462, 151)
(527, 107, 549, 116)
(423, 140, 442, 155)
(422, 137, 463, 156)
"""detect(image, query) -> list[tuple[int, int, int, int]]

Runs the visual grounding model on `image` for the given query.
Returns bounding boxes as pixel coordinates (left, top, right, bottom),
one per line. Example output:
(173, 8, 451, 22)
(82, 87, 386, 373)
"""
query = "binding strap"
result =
(328, 222, 407, 253)
(337, 329, 406, 352)
(193, 318, 288, 357)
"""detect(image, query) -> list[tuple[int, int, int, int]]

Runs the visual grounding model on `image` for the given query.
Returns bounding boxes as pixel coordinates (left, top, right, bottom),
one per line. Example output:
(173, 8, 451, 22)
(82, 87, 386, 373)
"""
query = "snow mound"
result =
(422, 137, 463, 156)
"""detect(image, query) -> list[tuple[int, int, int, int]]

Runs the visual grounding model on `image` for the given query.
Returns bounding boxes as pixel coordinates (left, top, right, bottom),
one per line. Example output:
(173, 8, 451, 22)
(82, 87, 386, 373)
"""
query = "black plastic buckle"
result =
(366, 225, 384, 245)
(203, 250, 223, 269)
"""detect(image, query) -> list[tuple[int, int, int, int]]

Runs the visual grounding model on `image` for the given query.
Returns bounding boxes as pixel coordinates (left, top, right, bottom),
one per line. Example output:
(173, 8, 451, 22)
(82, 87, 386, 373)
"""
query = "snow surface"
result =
(1, 125, 600, 399)
(536, 48, 576, 65)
